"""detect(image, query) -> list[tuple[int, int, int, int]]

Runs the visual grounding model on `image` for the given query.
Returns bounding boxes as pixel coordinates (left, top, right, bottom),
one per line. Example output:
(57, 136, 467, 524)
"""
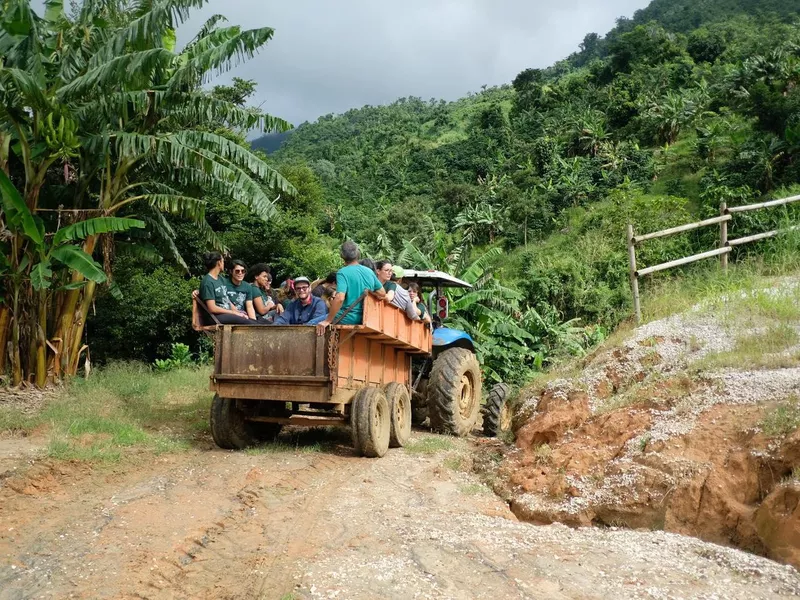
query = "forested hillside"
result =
(16, 0, 798, 388)
(254, 0, 800, 382)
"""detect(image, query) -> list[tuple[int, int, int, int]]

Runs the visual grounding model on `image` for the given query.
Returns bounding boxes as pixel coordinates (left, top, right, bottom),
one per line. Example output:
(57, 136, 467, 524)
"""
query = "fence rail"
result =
(627, 195, 800, 322)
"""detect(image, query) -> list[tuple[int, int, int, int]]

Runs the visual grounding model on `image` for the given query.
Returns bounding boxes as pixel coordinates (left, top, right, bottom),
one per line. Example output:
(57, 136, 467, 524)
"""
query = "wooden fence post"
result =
(627, 223, 642, 323)
(720, 201, 728, 273)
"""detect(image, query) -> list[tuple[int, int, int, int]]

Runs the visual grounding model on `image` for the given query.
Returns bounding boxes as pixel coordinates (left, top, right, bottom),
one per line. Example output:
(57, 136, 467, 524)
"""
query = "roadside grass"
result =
(403, 435, 455, 455)
(695, 325, 800, 371)
(1, 362, 211, 462)
(760, 396, 800, 437)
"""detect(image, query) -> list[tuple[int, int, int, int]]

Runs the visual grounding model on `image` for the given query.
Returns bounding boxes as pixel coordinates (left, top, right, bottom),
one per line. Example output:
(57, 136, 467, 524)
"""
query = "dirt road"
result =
(1, 431, 799, 600)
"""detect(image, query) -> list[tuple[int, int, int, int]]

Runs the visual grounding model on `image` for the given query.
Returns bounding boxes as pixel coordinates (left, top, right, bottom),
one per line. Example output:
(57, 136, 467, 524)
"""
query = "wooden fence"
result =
(627, 194, 800, 322)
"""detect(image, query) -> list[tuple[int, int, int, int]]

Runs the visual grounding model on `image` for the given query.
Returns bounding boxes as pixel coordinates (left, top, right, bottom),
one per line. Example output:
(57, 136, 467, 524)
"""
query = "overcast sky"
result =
(186, 0, 650, 127)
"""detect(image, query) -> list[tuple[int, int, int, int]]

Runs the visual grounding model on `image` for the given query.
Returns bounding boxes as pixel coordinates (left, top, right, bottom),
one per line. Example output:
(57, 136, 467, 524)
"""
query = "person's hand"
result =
(192, 290, 200, 300)
(237, 310, 248, 318)
(316, 319, 331, 336)
(276, 304, 285, 315)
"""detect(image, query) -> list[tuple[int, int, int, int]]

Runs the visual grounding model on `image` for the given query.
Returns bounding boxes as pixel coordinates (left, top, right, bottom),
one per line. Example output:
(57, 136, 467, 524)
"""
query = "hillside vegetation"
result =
(18, 0, 799, 388)
(246, 0, 800, 383)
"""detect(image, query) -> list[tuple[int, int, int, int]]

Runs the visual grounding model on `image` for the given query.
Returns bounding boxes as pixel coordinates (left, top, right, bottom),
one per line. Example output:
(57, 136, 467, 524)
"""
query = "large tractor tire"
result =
(427, 348, 482, 437)
(210, 394, 258, 449)
(384, 382, 412, 448)
(482, 382, 511, 437)
(350, 387, 390, 458)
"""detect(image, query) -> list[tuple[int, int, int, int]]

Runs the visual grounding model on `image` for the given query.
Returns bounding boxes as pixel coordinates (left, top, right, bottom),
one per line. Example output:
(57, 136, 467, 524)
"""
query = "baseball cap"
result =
(392, 265, 405, 278)
(294, 276, 311, 286)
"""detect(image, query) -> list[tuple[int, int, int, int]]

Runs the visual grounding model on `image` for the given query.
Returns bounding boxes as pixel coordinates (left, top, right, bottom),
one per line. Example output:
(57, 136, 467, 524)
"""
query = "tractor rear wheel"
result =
(482, 382, 511, 437)
(210, 394, 258, 449)
(384, 382, 411, 448)
(350, 387, 390, 458)
(427, 348, 482, 437)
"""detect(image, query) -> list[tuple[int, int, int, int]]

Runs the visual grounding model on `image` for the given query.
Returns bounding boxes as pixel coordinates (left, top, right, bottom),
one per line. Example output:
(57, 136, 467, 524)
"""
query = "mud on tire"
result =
(427, 348, 482, 437)
(350, 387, 391, 458)
(384, 382, 412, 448)
(210, 394, 258, 449)
(482, 382, 511, 437)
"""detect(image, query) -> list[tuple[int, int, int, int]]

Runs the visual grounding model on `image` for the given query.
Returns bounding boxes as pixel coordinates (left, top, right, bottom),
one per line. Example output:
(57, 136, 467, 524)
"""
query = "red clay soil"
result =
(490, 385, 800, 569)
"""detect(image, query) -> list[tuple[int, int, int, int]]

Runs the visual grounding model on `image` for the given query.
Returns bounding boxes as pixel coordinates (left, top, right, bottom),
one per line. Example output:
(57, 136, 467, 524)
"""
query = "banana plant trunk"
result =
(66, 279, 96, 376)
(0, 306, 8, 376)
(35, 290, 48, 388)
(54, 235, 97, 374)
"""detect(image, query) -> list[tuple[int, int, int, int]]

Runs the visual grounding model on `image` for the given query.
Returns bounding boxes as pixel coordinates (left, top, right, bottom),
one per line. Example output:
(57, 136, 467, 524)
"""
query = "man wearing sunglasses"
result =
(273, 277, 327, 325)
(226, 260, 257, 321)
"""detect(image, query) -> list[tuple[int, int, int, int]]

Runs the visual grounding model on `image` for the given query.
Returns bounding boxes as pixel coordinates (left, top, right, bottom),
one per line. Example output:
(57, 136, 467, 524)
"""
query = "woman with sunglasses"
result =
(226, 260, 257, 320)
(198, 252, 253, 325)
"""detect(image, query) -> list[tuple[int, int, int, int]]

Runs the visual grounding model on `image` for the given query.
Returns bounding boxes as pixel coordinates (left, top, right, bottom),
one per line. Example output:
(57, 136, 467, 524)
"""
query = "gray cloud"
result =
(185, 0, 651, 127)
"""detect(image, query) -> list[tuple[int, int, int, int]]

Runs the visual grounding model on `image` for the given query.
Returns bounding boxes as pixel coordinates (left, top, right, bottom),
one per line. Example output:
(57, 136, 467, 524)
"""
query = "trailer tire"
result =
(427, 348, 482, 437)
(384, 383, 412, 448)
(350, 387, 390, 458)
(210, 394, 258, 449)
(482, 382, 511, 437)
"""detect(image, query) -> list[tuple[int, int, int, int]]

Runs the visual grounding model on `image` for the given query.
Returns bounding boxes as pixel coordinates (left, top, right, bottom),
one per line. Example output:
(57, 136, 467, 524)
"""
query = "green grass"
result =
(403, 435, 455, 455)
(457, 483, 488, 496)
(1, 362, 212, 462)
(696, 324, 800, 371)
(760, 396, 800, 437)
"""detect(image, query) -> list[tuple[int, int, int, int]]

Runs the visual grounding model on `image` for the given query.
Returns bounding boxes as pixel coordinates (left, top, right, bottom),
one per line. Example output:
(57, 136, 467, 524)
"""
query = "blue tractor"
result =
(402, 269, 510, 438)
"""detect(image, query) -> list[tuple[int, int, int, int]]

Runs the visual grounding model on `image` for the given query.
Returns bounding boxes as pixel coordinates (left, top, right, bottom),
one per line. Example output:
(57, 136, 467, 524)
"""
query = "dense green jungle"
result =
(3, 0, 800, 387)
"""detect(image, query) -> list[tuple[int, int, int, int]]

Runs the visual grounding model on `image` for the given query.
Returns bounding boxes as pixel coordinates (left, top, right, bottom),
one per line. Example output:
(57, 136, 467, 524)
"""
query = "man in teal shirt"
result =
(315, 241, 385, 334)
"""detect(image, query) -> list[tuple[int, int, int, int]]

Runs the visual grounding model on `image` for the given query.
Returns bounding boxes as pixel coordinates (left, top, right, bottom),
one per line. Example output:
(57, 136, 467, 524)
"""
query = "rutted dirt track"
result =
(2, 433, 800, 600)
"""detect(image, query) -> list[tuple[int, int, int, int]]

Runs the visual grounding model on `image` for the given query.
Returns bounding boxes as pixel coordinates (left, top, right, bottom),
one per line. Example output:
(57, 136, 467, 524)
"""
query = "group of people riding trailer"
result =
(194, 241, 510, 458)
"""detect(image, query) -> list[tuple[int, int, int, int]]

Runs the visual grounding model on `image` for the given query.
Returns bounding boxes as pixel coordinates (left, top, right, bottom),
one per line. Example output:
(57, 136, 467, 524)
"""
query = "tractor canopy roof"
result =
(401, 269, 472, 289)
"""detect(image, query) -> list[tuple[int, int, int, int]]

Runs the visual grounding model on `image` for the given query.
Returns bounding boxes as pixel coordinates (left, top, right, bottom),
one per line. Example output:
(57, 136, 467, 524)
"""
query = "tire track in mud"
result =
(141, 451, 363, 600)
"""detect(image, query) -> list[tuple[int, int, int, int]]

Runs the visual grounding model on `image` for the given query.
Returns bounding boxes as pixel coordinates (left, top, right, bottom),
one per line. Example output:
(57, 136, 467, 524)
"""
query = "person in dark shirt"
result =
(408, 282, 431, 324)
(248, 262, 283, 321)
(273, 277, 328, 325)
(226, 260, 256, 320)
(197, 252, 252, 325)
(375, 260, 419, 320)
(312, 272, 337, 301)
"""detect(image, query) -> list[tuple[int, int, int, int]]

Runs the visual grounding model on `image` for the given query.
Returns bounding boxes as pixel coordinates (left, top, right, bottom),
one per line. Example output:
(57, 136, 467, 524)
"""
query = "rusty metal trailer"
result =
(204, 294, 431, 458)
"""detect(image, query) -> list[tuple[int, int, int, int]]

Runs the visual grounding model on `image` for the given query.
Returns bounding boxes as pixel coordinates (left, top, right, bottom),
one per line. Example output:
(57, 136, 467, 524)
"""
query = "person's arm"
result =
(205, 299, 241, 316)
(372, 275, 387, 300)
(316, 292, 344, 336)
(310, 298, 328, 321)
(253, 295, 275, 316)
(245, 300, 256, 321)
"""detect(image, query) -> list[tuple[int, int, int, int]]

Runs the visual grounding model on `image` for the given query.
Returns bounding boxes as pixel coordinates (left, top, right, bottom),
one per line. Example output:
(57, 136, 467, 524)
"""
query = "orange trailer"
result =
(202, 294, 431, 457)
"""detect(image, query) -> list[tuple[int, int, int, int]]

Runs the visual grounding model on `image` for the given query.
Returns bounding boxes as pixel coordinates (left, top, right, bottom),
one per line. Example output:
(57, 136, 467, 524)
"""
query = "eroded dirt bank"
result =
(2, 431, 799, 599)
(484, 287, 800, 571)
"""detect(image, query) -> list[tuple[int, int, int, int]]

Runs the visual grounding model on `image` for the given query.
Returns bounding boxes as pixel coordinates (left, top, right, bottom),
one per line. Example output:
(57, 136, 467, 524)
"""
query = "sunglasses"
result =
(232, 268, 245, 274)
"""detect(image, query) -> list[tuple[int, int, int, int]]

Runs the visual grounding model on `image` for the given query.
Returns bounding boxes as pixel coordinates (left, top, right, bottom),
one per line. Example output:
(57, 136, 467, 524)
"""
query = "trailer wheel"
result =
(384, 383, 412, 448)
(210, 394, 258, 449)
(350, 387, 390, 458)
(427, 348, 482, 437)
(482, 382, 511, 437)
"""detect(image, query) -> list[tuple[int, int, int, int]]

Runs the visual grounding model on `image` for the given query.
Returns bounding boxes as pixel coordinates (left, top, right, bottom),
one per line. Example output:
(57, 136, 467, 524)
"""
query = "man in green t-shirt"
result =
(315, 241, 385, 335)
(197, 252, 252, 325)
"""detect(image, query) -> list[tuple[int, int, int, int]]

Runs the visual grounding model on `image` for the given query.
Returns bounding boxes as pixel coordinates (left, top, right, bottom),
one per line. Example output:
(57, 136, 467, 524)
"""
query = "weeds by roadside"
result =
(403, 435, 455, 455)
(1, 362, 211, 462)
(760, 396, 800, 437)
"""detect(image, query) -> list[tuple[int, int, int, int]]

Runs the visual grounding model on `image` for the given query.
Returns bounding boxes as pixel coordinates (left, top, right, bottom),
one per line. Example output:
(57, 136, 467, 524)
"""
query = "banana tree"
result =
(1, 0, 295, 378)
(0, 169, 143, 386)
